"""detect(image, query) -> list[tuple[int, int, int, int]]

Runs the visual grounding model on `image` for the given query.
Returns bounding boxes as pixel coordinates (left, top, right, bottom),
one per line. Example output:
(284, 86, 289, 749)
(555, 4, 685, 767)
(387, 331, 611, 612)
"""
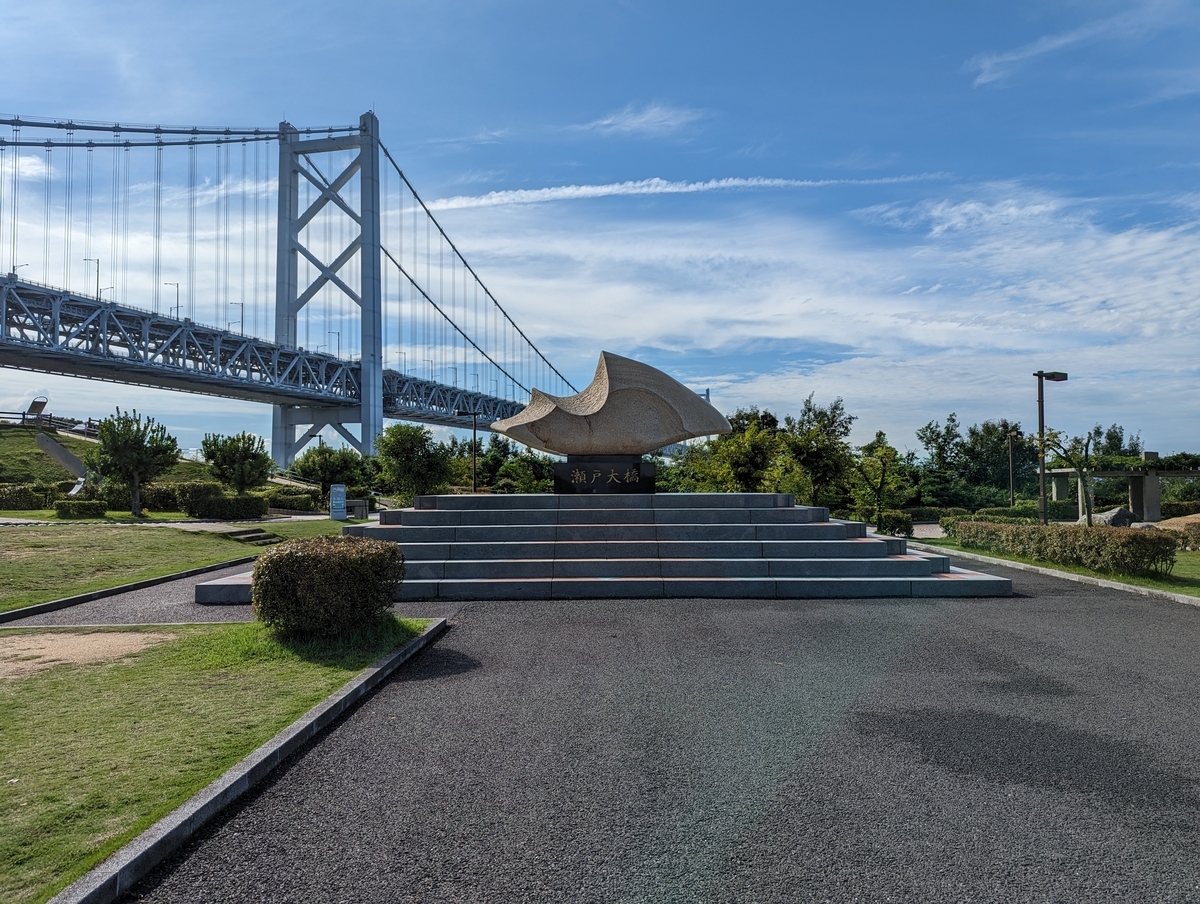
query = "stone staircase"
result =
(342, 492, 1011, 600)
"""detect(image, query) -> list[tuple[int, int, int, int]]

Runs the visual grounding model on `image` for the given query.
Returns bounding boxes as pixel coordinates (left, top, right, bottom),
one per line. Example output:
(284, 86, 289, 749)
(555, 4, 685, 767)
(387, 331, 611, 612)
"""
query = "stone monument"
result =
(491, 351, 731, 493)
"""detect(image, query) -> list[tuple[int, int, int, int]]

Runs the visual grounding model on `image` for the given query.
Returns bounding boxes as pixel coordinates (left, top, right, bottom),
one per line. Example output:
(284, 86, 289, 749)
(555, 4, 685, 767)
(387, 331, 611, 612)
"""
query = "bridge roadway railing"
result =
(0, 276, 525, 430)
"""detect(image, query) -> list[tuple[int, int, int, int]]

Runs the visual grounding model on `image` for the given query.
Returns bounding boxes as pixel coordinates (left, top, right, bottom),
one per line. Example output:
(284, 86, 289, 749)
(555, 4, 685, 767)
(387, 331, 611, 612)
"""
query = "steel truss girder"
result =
(0, 279, 359, 406)
(381, 372, 524, 429)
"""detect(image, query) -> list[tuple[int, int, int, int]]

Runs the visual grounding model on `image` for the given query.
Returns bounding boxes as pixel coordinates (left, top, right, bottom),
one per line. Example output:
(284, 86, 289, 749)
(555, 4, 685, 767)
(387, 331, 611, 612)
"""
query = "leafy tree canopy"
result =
(86, 409, 180, 516)
(201, 431, 273, 494)
(291, 444, 370, 497)
(374, 424, 454, 498)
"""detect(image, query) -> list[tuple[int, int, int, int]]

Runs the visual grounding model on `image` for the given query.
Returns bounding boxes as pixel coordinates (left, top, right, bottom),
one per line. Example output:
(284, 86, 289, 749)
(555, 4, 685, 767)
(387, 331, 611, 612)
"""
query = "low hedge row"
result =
(976, 501, 1078, 521)
(902, 506, 971, 523)
(54, 499, 108, 518)
(940, 513, 1038, 538)
(1162, 500, 1200, 519)
(0, 484, 46, 510)
(182, 494, 269, 520)
(954, 521, 1177, 577)
(255, 486, 320, 511)
(252, 536, 405, 637)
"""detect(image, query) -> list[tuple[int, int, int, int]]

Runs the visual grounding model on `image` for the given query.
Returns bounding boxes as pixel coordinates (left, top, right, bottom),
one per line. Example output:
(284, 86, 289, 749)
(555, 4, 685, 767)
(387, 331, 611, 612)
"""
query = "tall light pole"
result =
(1035, 371, 1068, 525)
(1007, 428, 1021, 508)
(329, 330, 340, 359)
(84, 258, 100, 299)
(165, 282, 180, 318)
(454, 408, 479, 492)
(229, 301, 244, 333)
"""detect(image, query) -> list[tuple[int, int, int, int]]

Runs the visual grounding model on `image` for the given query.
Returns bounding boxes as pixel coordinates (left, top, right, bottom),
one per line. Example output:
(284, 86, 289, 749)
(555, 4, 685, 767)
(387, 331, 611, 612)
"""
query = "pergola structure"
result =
(1049, 452, 1200, 522)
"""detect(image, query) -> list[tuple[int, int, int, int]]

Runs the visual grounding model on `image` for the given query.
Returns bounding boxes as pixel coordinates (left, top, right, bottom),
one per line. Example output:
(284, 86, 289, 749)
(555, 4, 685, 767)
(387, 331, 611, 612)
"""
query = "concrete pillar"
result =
(1051, 475, 1070, 502)
(1129, 475, 1145, 520)
(1145, 471, 1161, 522)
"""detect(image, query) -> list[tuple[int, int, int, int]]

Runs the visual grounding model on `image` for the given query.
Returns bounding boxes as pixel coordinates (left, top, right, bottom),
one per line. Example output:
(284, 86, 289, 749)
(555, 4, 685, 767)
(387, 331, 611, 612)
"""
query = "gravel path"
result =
(122, 558, 1200, 903)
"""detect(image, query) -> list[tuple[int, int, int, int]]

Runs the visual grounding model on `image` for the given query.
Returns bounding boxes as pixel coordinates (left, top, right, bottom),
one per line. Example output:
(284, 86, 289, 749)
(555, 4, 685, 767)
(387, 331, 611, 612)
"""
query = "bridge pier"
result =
(273, 112, 384, 468)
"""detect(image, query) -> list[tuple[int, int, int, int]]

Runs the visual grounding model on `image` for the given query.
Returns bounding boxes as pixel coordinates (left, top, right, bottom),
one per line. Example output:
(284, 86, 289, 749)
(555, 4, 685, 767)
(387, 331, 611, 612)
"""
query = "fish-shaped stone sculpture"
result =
(491, 351, 731, 456)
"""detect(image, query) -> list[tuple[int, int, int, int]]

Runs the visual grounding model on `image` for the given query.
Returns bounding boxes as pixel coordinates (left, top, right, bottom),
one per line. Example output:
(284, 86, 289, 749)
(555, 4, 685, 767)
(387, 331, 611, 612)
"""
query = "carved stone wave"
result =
(491, 351, 731, 456)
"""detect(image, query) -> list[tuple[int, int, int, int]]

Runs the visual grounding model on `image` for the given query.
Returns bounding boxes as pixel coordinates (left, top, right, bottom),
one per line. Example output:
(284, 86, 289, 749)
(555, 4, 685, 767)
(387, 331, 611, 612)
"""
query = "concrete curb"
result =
(47, 616, 449, 904)
(908, 541, 1200, 610)
(0, 557, 259, 624)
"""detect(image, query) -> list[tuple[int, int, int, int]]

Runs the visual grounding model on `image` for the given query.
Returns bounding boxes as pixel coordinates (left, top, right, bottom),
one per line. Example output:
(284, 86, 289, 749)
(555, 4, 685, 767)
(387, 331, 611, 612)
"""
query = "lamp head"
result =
(1034, 371, 1068, 382)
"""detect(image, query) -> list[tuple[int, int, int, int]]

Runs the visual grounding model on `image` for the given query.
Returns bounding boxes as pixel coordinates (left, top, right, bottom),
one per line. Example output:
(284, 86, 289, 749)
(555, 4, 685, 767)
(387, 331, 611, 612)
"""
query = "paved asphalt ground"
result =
(14, 560, 1199, 903)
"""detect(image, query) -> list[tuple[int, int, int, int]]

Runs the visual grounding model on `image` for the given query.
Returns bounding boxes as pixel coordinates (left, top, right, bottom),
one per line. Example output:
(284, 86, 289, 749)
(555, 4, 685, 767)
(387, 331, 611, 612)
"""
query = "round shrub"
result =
(252, 536, 406, 637)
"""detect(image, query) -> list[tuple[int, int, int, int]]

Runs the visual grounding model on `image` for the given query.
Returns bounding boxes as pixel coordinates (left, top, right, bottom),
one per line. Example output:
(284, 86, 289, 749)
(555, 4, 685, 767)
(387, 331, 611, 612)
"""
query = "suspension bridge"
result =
(0, 112, 577, 465)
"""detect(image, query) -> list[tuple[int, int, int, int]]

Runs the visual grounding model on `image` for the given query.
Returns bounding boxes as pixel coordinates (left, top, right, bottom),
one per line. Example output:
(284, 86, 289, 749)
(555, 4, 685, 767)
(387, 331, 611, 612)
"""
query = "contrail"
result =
(429, 173, 951, 210)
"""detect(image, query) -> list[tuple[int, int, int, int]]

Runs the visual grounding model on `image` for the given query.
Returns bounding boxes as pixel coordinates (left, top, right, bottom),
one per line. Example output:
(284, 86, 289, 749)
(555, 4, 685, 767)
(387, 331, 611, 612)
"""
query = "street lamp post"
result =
(454, 408, 479, 492)
(165, 283, 181, 318)
(84, 258, 100, 299)
(1035, 370, 1068, 525)
(1007, 428, 1021, 508)
(329, 331, 340, 359)
(229, 302, 244, 334)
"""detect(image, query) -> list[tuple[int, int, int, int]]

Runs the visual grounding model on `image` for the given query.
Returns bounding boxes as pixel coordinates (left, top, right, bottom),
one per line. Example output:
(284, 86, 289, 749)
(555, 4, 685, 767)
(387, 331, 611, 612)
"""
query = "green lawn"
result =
(921, 538, 1200, 599)
(0, 618, 427, 904)
(0, 425, 210, 485)
(0, 510, 197, 522)
(0, 521, 364, 613)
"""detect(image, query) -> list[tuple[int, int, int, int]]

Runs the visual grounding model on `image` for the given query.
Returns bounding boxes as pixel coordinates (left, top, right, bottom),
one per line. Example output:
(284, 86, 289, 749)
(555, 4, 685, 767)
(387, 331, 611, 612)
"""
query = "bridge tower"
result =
(272, 111, 383, 468)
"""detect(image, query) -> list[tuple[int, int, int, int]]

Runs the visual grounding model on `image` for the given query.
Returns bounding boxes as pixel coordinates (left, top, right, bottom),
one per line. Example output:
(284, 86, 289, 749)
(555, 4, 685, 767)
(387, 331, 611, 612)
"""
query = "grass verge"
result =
(0, 617, 427, 904)
(0, 521, 365, 613)
(920, 537, 1200, 599)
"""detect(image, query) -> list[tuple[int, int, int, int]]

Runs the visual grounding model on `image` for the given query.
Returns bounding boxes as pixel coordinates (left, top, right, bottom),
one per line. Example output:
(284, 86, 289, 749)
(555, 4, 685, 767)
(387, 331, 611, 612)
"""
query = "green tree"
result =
(494, 452, 555, 493)
(374, 424, 454, 498)
(848, 431, 913, 529)
(779, 394, 856, 506)
(916, 413, 964, 473)
(713, 420, 781, 492)
(291, 444, 369, 499)
(1046, 429, 1095, 525)
(86, 409, 180, 517)
(201, 432, 273, 495)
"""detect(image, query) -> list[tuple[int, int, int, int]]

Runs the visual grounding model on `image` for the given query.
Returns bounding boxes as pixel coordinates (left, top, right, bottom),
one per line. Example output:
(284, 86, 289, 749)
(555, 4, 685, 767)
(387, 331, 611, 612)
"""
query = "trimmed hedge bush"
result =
(0, 484, 44, 510)
(940, 513, 1038, 539)
(252, 536, 405, 637)
(877, 510, 914, 537)
(976, 501, 1077, 521)
(903, 506, 971, 523)
(182, 493, 269, 520)
(97, 482, 181, 512)
(55, 499, 108, 518)
(256, 486, 320, 511)
(263, 491, 316, 511)
(172, 481, 224, 513)
(955, 521, 1176, 577)
(1162, 500, 1200, 519)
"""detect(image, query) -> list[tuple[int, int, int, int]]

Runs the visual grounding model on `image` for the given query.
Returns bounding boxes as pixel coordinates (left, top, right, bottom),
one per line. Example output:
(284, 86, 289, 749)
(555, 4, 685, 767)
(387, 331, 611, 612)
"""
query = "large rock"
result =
(1085, 507, 1137, 527)
(491, 351, 731, 456)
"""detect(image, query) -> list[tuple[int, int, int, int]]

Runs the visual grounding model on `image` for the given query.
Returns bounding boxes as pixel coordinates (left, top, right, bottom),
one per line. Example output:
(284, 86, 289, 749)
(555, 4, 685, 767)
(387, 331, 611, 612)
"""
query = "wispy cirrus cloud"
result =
(965, 2, 1176, 87)
(570, 103, 705, 136)
(429, 173, 950, 210)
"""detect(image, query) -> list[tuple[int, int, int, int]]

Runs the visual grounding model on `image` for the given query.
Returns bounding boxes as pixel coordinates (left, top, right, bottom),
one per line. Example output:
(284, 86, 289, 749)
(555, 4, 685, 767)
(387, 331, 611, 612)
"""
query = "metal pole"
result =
(1037, 372, 1047, 526)
(1008, 431, 1016, 508)
(472, 413, 478, 493)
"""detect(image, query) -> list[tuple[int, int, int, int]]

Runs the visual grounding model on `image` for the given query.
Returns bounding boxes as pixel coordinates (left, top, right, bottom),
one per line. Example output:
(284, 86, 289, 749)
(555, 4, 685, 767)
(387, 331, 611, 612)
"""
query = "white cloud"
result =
(429, 173, 950, 211)
(570, 103, 705, 136)
(427, 182, 1200, 450)
(965, 2, 1178, 87)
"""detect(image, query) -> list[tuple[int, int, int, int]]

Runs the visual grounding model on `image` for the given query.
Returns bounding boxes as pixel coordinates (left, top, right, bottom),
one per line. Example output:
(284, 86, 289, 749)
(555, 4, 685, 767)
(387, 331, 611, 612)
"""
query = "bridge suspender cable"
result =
(378, 141, 577, 393)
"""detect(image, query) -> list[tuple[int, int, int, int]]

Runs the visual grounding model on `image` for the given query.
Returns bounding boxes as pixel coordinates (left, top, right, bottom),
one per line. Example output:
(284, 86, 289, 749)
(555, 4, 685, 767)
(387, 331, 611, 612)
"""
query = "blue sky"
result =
(4, 0, 1200, 455)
